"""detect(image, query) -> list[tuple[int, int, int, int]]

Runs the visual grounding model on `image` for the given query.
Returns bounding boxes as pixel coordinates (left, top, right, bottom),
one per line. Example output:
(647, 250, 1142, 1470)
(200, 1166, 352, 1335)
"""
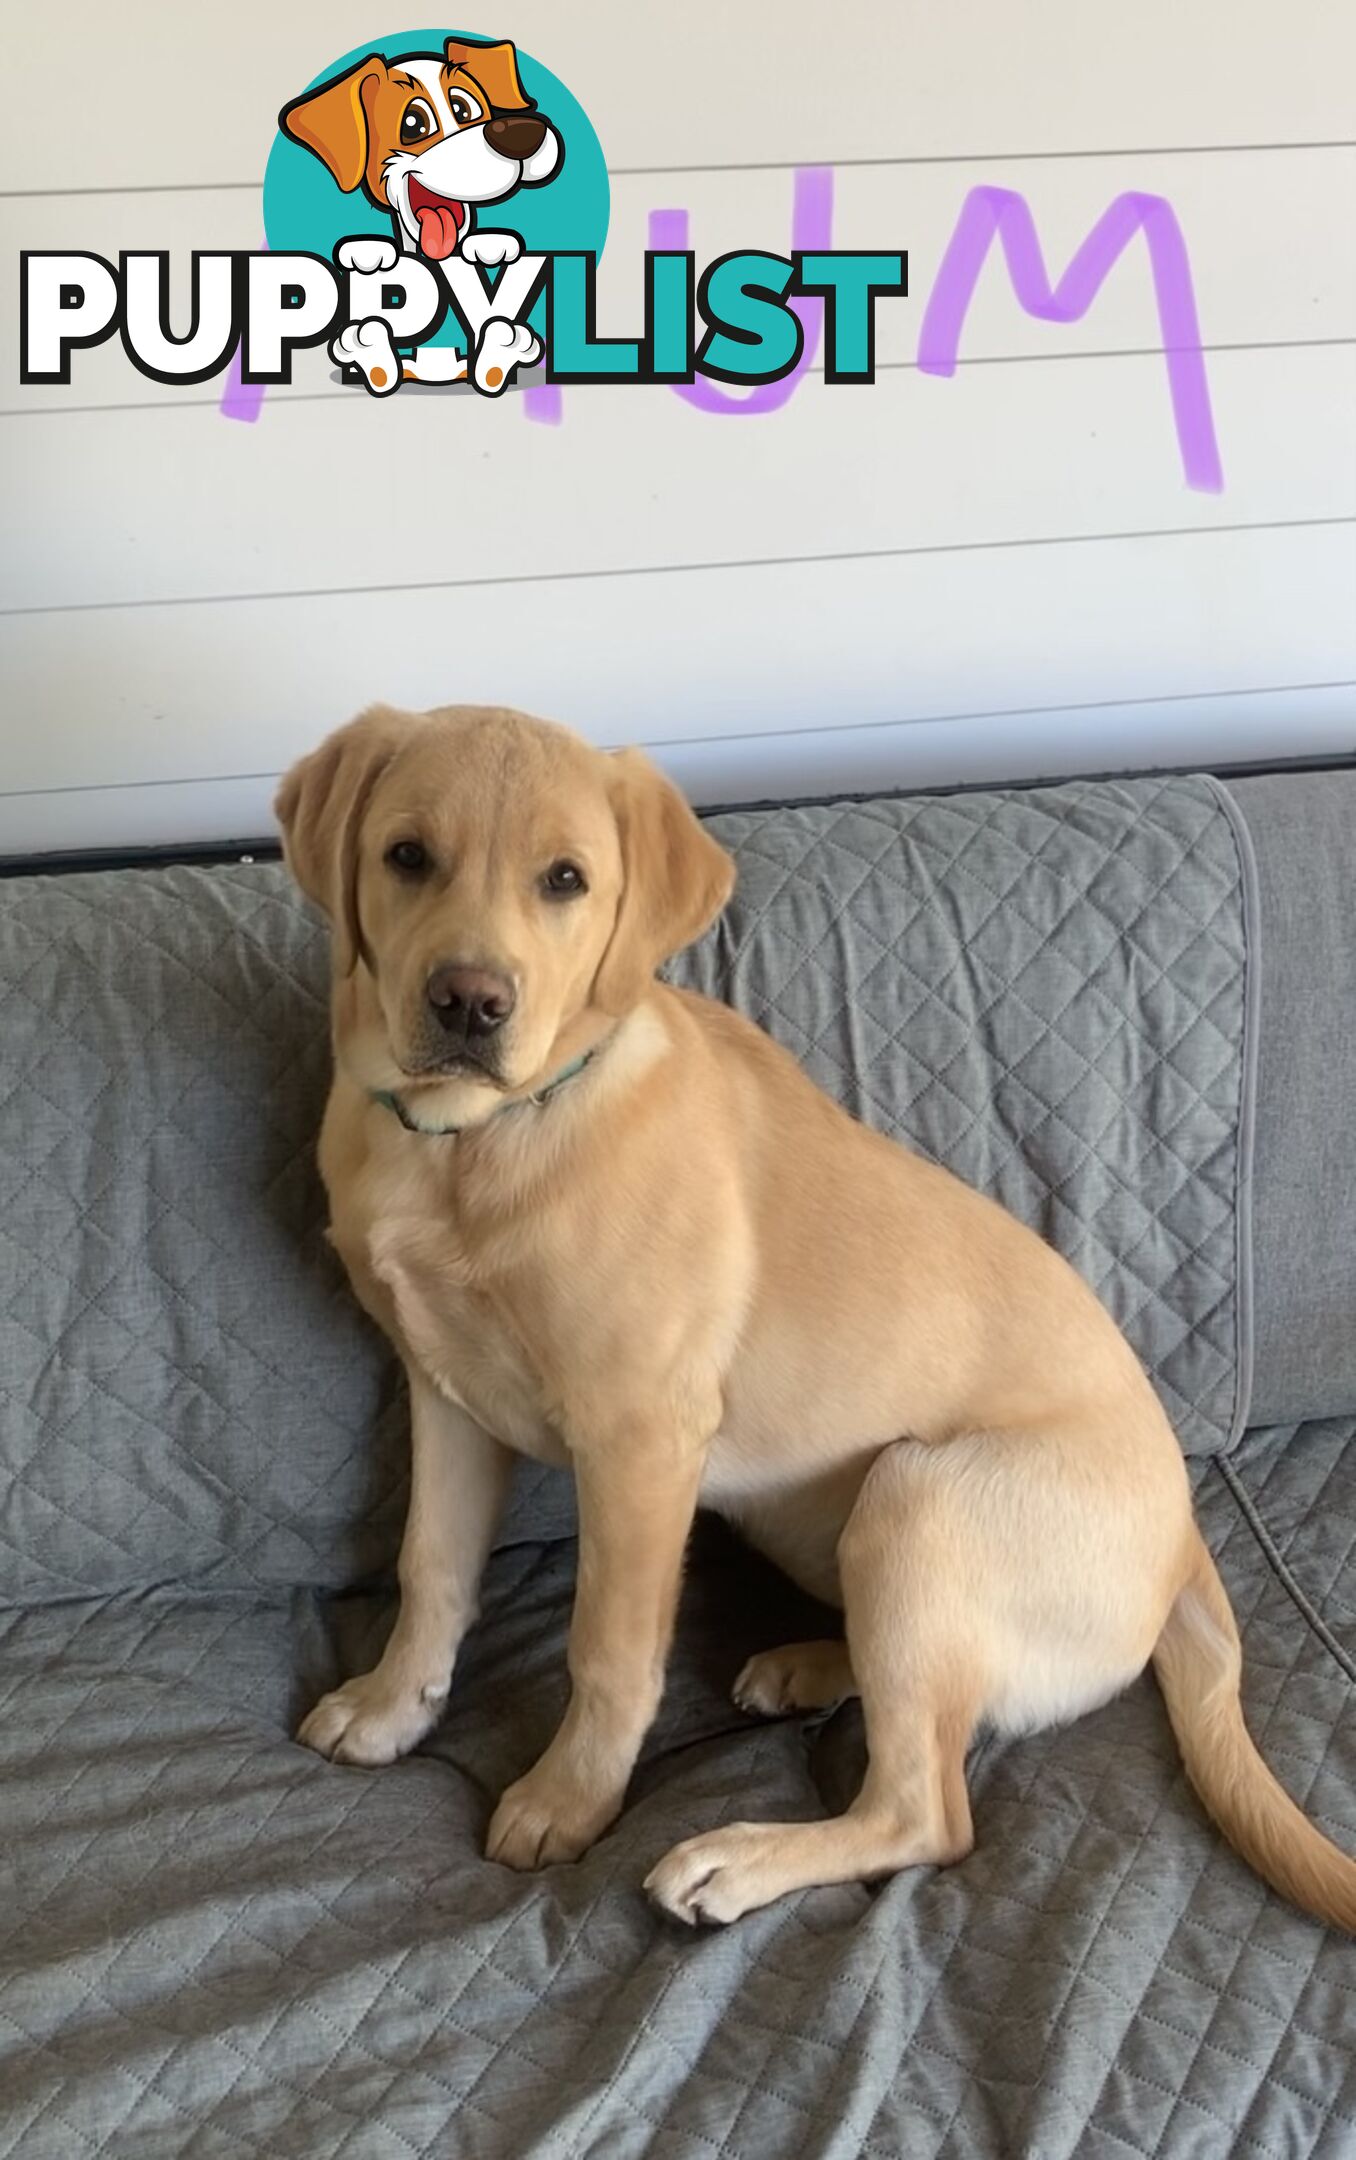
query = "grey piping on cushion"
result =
(1202, 773, 1262, 1449)
(1214, 1452, 1356, 1685)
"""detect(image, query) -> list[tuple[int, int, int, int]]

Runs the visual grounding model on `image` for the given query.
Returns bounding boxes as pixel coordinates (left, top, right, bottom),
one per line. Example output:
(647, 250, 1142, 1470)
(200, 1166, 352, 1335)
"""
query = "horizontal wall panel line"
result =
(6, 336, 1352, 426)
(610, 139, 1356, 176)
(7, 678, 1354, 801)
(5, 136, 1353, 200)
(4, 516, 1352, 623)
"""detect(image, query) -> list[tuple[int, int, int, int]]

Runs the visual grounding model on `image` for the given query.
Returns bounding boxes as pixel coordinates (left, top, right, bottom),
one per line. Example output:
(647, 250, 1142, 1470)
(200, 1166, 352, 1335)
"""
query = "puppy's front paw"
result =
(460, 229, 522, 267)
(473, 317, 541, 395)
(336, 236, 400, 275)
(298, 1670, 447, 1766)
(486, 1770, 621, 1870)
(330, 316, 401, 395)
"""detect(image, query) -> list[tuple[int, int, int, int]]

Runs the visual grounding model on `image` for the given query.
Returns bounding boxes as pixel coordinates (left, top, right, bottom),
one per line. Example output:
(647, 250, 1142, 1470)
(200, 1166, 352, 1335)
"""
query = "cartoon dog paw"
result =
(473, 317, 541, 395)
(335, 237, 400, 276)
(331, 317, 401, 396)
(460, 230, 523, 268)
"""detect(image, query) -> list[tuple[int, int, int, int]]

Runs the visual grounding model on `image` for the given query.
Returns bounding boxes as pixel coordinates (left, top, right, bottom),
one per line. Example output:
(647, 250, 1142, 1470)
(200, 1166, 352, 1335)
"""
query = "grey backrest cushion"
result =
(1227, 772, 1356, 1426)
(0, 775, 1254, 1605)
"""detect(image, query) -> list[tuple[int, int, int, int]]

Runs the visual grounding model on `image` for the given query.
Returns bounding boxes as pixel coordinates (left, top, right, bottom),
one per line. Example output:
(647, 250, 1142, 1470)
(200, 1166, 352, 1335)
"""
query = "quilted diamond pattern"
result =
(1217, 1419, 1356, 1664)
(0, 1430, 1352, 2159)
(0, 774, 1251, 1611)
(3, 773, 1350, 2159)
(685, 776, 1249, 1453)
(0, 869, 407, 1602)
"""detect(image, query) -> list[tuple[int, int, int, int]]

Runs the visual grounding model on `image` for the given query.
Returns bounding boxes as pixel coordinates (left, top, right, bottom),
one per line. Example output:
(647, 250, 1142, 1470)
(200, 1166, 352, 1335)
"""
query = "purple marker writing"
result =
(220, 240, 267, 423)
(219, 341, 266, 425)
(219, 175, 1222, 496)
(648, 166, 833, 416)
(917, 186, 1223, 492)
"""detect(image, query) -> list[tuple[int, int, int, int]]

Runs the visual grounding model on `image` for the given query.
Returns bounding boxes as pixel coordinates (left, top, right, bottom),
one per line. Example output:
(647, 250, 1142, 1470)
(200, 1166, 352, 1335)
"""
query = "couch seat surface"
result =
(2, 1418, 1353, 2160)
(6, 769, 1355, 2157)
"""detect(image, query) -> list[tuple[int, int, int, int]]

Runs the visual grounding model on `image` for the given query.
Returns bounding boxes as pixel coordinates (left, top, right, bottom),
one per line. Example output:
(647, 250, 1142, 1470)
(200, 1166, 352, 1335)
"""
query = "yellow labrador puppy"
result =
(277, 702, 1355, 1929)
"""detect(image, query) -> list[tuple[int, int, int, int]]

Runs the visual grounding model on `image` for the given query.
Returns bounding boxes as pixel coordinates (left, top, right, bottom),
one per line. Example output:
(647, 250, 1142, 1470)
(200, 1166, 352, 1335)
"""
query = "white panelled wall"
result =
(1, 3, 1354, 851)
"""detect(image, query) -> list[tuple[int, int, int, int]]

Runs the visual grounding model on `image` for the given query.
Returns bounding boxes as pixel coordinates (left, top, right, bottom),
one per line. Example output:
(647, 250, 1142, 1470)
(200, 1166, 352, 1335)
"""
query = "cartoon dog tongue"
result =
(416, 201, 463, 260)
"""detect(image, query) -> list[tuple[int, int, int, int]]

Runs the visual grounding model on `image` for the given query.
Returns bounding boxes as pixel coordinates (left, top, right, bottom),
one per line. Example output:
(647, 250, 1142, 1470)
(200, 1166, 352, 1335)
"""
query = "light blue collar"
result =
(370, 1047, 597, 1138)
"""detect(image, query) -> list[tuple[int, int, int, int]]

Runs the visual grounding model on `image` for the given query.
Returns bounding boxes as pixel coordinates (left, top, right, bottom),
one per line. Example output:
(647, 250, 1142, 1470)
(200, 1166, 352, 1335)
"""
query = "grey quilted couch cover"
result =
(2, 772, 1353, 2159)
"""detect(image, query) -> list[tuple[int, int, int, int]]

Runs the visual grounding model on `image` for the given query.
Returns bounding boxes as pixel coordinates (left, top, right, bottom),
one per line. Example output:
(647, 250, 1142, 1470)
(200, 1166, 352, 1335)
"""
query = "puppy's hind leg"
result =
(646, 1440, 983, 1925)
(648, 1422, 1178, 1924)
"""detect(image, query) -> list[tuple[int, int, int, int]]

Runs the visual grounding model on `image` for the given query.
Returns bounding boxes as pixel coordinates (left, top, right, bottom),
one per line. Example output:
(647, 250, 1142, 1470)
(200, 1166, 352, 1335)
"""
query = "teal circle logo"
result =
(263, 28, 608, 354)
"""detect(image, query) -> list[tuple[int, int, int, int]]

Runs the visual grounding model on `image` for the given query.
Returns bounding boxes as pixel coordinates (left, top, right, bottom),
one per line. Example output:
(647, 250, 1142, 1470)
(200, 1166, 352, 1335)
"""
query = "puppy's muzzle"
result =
(485, 112, 548, 160)
(426, 962, 517, 1044)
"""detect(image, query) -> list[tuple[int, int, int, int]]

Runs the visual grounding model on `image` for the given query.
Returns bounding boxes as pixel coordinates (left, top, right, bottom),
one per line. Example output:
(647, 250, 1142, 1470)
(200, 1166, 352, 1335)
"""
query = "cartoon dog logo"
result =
(280, 38, 561, 394)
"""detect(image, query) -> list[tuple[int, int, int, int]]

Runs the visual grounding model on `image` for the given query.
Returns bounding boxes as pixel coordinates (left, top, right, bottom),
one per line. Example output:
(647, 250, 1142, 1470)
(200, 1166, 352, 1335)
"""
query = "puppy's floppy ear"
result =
(275, 707, 418, 976)
(594, 750, 735, 1016)
(279, 56, 388, 193)
(446, 37, 533, 111)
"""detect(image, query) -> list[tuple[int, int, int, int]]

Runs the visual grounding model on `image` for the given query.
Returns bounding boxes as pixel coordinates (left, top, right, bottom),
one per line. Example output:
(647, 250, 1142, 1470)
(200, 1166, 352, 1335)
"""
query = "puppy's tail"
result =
(1152, 1531, 1356, 1931)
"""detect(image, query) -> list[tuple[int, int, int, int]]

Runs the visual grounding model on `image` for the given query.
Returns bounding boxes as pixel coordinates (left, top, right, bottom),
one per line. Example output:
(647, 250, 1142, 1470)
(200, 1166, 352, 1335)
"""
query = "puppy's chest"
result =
(425, 1295, 558, 1448)
(352, 1206, 569, 1467)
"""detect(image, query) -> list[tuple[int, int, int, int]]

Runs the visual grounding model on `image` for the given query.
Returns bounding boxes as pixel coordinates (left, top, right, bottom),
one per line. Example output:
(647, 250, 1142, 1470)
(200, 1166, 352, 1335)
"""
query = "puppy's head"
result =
(275, 706, 733, 1119)
(280, 39, 561, 261)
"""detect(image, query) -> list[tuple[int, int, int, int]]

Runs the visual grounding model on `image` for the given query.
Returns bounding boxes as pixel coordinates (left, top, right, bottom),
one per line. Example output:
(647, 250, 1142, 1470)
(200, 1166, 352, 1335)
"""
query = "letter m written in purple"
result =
(916, 186, 1223, 493)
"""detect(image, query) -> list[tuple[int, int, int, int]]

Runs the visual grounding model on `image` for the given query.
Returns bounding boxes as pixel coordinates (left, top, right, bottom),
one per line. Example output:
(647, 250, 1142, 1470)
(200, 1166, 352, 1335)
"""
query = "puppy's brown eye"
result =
(448, 93, 479, 125)
(543, 860, 586, 897)
(387, 839, 429, 875)
(399, 99, 437, 145)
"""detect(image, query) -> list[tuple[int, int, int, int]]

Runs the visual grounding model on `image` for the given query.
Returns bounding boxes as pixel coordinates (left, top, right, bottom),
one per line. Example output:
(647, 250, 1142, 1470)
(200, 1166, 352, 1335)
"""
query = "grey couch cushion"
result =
(2, 1415, 1353, 2159)
(683, 777, 1254, 1453)
(4, 769, 1354, 2160)
(1226, 772, 1356, 1428)
(0, 774, 1254, 1609)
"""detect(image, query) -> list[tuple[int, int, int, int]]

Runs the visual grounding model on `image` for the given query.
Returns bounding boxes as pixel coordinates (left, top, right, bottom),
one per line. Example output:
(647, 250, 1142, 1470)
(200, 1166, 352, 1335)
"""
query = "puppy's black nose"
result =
(426, 963, 516, 1039)
(485, 112, 547, 160)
